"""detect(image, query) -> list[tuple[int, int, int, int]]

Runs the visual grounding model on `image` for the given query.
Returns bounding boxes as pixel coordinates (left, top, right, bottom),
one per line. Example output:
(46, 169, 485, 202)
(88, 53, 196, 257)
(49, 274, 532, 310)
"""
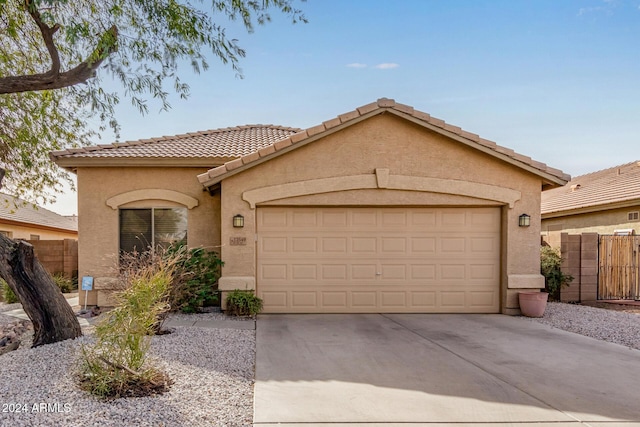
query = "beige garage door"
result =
(257, 207, 500, 313)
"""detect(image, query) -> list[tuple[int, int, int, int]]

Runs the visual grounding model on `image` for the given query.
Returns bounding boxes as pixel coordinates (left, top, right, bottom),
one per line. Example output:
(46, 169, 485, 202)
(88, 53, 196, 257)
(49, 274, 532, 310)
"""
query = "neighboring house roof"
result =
(197, 98, 570, 189)
(50, 125, 302, 170)
(542, 161, 640, 218)
(0, 193, 78, 233)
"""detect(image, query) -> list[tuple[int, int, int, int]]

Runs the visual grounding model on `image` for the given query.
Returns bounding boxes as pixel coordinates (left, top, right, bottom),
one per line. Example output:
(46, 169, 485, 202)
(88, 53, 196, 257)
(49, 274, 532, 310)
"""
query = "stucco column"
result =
(504, 200, 545, 315)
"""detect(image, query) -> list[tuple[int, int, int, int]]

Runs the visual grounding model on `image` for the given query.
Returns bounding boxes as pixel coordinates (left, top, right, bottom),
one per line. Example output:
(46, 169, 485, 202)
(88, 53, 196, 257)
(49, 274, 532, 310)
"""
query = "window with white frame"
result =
(119, 208, 187, 253)
(628, 211, 639, 222)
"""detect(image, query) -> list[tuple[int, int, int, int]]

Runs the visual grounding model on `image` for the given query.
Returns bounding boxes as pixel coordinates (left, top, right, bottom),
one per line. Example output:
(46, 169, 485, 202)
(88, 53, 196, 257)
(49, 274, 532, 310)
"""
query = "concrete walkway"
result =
(162, 317, 255, 330)
(1, 296, 91, 327)
(255, 313, 640, 426)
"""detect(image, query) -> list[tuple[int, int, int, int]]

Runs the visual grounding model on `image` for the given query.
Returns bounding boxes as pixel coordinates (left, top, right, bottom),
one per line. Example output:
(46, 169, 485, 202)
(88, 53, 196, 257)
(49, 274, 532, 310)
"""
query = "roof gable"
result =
(197, 98, 570, 189)
(51, 124, 302, 170)
(542, 161, 640, 217)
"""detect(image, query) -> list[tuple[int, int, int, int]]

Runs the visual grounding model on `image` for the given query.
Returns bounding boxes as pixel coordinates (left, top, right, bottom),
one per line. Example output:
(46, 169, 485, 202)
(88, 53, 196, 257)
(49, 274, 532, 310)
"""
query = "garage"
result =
(201, 99, 569, 314)
(257, 206, 501, 313)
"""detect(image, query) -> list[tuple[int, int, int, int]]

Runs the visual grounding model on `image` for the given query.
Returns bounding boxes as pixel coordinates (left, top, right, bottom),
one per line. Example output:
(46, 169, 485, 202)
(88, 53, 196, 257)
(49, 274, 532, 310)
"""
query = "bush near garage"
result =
(541, 246, 573, 301)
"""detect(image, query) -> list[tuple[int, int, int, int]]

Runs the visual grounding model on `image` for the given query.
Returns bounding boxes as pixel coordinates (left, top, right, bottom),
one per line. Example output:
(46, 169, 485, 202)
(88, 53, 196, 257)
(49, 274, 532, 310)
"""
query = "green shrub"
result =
(541, 246, 573, 301)
(226, 289, 263, 317)
(1, 279, 18, 303)
(52, 274, 75, 293)
(166, 245, 224, 313)
(79, 256, 175, 399)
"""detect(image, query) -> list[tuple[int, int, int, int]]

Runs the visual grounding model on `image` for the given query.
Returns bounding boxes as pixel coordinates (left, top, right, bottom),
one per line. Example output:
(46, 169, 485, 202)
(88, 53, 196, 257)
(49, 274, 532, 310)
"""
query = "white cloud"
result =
(374, 63, 399, 69)
(578, 0, 618, 16)
(346, 63, 367, 68)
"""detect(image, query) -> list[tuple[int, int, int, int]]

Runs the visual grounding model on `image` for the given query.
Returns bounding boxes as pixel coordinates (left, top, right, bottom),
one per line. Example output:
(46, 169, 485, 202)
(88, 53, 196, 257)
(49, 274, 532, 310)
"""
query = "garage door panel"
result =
(321, 211, 348, 227)
(381, 237, 407, 253)
(262, 291, 287, 308)
(440, 237, 466, 253)
(381, 292, 406, 307)
(291, 264, 317, 280)
(257, 207, 500, 313)
(291, 237, 317, 252)
(322, 292, 348, 307)
(380, 264, 407, 280)
(292, 210, 317, 227)
(352, 264, 377, 280)
(411, 237, 436, 253)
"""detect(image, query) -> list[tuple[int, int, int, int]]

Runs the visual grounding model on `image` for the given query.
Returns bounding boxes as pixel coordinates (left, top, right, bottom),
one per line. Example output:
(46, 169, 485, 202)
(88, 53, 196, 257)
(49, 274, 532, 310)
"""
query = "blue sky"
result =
(48, 0, 640, 215)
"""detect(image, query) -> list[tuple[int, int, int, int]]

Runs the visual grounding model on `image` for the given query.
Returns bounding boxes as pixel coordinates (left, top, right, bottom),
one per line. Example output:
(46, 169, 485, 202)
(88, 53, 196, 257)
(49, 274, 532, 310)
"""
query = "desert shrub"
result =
(52, 274, 75, 293)
(226, 289, 263, 317)
(541, 246, 573, 301)
(166, 245, 224, 313)
(79, 255, 175, 399)
(0, 279, 18, 303)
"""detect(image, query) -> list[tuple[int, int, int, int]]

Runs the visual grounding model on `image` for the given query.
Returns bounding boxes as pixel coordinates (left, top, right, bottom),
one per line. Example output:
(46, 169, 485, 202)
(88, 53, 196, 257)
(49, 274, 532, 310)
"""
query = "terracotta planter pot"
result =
(518, 292, 549, 318)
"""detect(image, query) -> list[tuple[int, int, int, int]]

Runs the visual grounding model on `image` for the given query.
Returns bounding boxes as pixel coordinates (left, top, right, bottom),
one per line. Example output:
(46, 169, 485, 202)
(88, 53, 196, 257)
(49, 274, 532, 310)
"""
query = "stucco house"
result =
(51, 98, 568, 314)
(0, 193, 78, 240)
(542, 161, 640, 248)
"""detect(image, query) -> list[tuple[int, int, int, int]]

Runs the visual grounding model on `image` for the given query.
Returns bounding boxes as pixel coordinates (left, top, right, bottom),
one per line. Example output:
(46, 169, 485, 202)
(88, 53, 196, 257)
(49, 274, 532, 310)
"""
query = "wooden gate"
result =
(598, 235, 640, 300)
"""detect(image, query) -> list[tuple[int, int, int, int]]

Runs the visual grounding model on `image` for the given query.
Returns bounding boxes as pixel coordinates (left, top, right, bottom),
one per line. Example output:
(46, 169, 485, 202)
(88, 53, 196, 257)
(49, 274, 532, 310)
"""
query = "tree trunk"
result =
(0, 234, 82, 347)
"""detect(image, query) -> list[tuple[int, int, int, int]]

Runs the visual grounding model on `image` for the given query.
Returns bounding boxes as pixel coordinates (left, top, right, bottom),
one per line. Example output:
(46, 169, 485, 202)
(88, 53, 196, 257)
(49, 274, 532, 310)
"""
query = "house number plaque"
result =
(230, 237, 247, 246)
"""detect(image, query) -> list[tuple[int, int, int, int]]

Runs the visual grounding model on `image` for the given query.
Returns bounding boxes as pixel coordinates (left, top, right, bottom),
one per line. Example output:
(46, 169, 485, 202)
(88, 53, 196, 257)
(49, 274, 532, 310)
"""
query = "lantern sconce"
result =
(518, 213, 531, 227)
(233, 214, 244, 228)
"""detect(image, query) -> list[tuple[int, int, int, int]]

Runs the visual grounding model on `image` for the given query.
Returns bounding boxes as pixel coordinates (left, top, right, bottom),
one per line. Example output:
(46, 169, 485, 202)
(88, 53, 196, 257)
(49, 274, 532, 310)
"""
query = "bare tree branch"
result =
(25, 0, 61, 77)
(0, 2, 118, 95)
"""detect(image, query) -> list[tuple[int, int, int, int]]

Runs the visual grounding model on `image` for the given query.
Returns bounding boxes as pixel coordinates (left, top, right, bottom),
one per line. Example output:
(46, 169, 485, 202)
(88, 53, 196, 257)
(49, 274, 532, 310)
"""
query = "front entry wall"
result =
(257, 207, 501, 313)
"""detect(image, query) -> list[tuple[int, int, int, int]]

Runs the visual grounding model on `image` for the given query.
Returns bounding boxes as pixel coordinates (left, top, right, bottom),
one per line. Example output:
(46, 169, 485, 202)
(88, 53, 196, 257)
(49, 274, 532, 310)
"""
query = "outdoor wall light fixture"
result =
(233, 214, 244, 228)
(518, 214, 531, 227)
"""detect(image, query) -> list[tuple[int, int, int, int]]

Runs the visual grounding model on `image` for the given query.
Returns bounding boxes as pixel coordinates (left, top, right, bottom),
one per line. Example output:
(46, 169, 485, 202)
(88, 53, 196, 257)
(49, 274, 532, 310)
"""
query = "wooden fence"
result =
(598, 235, 640, 300)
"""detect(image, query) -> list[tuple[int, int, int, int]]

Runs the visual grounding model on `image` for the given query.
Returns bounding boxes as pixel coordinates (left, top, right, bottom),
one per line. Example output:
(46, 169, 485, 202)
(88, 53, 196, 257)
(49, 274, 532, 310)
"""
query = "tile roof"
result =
(50, 125, 302, 167)
(197, 98, 570, 188)
(0, 193, 78, 233)
(541, 161, 640, 216)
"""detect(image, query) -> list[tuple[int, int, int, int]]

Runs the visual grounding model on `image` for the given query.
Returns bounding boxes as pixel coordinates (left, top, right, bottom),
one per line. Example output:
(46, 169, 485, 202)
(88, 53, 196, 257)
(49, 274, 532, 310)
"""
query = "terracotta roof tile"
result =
(542, 161, 640, 215)
(338, 110, 360, 123)
(274, 138, 293, 150)
(0, 193, 77, 233)
(356, 102, 379, 115)
(307, 124, 326, 137)
(50, 125, 301, 162)
(197, 98, 570, 187)
(242, 152, 260, 165)
(258, 145, 276, 157)
(290, 131, 308, 143)
(322, 117, 342, 130)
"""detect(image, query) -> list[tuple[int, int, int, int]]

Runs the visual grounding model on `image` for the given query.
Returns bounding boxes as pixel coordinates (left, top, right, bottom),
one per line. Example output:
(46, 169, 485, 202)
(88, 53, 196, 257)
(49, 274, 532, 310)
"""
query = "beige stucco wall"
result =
(542, 205, 640, 248)
(217, 114, 547, 314)
(0, 223, 77, 240)
(77, 167, 221, 306)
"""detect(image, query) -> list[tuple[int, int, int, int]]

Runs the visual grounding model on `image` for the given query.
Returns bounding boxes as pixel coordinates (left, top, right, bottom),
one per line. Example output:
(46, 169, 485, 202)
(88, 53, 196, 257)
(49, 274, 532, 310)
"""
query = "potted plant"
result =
(519, 247, 574, 317)
(518, 291, 549, 317)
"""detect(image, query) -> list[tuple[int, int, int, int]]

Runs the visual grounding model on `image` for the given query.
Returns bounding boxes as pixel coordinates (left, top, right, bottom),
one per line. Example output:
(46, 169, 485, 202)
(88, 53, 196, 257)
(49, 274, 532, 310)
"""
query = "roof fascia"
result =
(54, 157, 229, 169)
(542, 198, 640, 219)
(0, 218, 78, 234)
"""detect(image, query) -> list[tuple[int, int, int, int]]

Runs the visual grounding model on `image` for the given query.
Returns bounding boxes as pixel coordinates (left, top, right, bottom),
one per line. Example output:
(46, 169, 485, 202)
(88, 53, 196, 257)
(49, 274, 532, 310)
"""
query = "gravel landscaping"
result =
(0, 310, 255, 427)
(0, 300, 639, 426)
(523, 301, 640, 350)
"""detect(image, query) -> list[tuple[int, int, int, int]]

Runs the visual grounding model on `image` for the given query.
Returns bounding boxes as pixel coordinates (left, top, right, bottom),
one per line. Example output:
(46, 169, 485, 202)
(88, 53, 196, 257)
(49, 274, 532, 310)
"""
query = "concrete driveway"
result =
(254, 314, 640, 426)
